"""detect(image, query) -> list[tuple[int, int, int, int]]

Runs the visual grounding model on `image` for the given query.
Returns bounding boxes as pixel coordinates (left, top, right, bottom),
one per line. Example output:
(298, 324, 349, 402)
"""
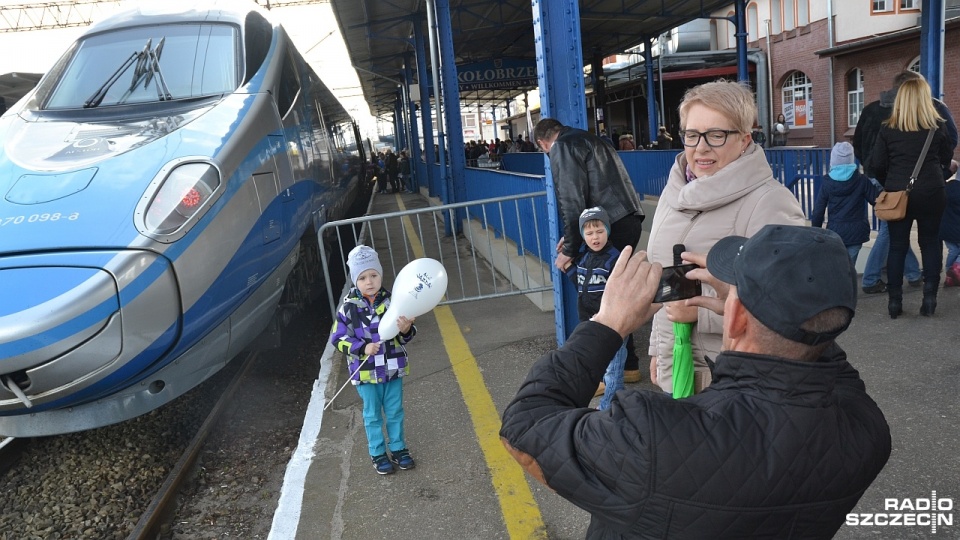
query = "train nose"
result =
(0, 252, 181, 411)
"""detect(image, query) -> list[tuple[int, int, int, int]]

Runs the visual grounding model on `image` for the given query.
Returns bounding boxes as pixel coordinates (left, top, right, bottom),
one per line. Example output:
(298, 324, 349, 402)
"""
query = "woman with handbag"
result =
(868, 77, 955, 318)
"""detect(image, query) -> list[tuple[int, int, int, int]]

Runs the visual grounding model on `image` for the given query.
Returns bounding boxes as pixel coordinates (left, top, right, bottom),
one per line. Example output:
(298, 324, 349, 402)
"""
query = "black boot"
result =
(888, 287, 903, 319)
(920, 281, 939, 316)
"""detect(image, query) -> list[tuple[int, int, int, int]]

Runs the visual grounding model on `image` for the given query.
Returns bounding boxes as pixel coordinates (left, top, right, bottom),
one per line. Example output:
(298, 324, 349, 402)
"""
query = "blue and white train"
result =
(0, 3, 365, 436)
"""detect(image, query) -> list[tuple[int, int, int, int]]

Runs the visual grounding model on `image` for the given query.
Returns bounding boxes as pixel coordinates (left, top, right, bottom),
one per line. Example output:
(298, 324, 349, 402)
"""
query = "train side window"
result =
(277, 49, 301, 117)
(244, 11, 272, 84)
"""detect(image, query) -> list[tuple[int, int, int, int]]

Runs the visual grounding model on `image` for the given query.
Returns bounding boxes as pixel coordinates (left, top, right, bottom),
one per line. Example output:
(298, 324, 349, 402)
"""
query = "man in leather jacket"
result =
(500, 225, 891, 539)
(533, 118, 644, 273)
(534, 118, 646, 381)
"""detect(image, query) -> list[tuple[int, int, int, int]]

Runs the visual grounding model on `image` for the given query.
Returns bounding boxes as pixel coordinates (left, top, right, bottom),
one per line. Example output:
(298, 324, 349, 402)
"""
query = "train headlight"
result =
(136, 158, 222, 242)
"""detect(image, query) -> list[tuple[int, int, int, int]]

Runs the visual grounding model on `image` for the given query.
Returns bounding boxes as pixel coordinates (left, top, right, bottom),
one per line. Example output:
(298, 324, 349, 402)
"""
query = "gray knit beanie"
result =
(347, 245, 383, 285)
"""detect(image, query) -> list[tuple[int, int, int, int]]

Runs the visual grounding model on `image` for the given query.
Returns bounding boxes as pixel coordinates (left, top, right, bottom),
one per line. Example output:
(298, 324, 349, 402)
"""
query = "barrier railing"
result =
(319, 191, 553, 319)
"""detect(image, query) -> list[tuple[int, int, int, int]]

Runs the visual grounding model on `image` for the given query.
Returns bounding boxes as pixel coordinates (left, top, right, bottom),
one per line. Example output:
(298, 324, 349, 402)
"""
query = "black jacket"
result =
(549, 127, 643, 257)
(500, 322, 891, 539)
(868, 123, 953, 195)
(854, 89, 958, 179)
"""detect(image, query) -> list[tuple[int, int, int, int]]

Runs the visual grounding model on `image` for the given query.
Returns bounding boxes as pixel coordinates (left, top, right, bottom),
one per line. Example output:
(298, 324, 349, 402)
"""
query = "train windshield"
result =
(44, 23, 239, 110)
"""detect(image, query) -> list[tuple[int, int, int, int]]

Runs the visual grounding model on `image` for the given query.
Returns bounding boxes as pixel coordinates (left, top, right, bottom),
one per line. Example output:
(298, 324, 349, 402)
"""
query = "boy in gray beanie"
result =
(563, 206, 626, 410)
(331, 245, 417, 475)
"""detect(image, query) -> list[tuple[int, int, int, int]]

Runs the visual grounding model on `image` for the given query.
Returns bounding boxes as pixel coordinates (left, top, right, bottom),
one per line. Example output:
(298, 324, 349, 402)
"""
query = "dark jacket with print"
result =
(565, 243, 619, 322)
(500, 322, 891, 540)
(330, 287, 416, 384)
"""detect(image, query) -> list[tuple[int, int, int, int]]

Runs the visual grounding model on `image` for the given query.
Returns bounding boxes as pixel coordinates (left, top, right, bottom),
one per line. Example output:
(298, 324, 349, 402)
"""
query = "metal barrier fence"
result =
(485, 146, 844, 225)
(318, 191, 553, 319)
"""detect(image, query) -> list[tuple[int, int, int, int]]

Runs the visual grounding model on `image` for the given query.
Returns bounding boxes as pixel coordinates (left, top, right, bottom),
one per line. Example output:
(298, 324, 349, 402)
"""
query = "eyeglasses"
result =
(680, 129, 740, 148)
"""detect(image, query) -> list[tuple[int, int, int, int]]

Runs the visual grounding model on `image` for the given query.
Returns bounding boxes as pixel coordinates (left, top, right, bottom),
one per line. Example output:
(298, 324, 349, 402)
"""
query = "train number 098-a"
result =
(1, 212, 80, 226)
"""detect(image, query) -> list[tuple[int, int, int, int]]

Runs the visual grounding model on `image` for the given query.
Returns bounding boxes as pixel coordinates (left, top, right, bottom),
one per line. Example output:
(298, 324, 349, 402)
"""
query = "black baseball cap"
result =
(705, 225, 857, 345)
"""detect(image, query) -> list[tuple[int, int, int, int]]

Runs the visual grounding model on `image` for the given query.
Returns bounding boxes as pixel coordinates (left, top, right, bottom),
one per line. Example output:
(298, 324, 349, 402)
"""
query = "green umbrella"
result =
(672, 321, 695, 399)
(670, 244, 694, 399)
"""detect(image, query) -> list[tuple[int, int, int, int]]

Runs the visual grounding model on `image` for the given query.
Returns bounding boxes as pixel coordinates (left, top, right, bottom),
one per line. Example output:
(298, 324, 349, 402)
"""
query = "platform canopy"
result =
(330, 0, 739, 116)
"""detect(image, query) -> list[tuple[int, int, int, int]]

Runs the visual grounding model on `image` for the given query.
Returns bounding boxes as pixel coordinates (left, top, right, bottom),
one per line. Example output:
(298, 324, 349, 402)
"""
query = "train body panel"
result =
(0, 2, 362, 436)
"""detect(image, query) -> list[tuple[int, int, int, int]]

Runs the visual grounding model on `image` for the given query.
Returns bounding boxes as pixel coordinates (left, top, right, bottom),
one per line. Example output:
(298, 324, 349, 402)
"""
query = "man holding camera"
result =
(500, 225, 891, 539)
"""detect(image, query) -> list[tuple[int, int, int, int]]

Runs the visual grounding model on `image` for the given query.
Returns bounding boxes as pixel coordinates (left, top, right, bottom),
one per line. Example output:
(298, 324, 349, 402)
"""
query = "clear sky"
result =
(0, 1, 379, 138)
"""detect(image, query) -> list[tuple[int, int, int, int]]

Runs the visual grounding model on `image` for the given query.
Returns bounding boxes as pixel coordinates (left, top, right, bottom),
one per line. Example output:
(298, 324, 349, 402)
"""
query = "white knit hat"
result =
(347, 245, 382, 285)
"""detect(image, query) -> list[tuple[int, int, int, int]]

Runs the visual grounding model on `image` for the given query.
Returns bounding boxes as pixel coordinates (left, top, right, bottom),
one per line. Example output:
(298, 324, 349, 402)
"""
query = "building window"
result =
(727, 12, 736, 49)
(900, 0, 919, 10)
(908, 56, 921, 73)
(782, 71, 813, 128)
(748, 3, 759, 41)
(872, 0, 893, 13)
(798, 0, 809, 26)
(772, 0, 782, 34)
(847, 69, 865, 127)
(784, 0, 796, 31)
(463, 115, 477, 128)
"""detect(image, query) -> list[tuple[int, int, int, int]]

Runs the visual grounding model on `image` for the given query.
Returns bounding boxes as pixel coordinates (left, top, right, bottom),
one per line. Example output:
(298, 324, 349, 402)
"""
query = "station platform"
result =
(268, 189, 960, 540)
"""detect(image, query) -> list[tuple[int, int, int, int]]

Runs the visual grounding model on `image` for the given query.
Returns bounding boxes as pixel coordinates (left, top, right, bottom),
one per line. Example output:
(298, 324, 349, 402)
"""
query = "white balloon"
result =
(775, 123, 786, 134)
(377, 258, 448, 340)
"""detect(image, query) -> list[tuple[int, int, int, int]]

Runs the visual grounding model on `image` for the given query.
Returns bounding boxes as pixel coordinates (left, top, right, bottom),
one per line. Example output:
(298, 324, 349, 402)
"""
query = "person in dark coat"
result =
(867, 77, 955, 318)
(500, 225, 891, 540)
(941, 175, 960, 286)
(811, 142, 879, 266)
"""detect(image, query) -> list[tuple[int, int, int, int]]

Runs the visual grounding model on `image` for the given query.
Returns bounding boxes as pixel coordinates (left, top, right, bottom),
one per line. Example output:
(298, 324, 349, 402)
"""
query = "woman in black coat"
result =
(869, 77, 955, 318)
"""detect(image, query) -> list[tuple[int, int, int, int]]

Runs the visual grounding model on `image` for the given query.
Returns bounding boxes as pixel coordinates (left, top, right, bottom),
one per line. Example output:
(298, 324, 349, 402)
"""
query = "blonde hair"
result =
(885, 78, 943, 131)
(679, 80, 757, 134)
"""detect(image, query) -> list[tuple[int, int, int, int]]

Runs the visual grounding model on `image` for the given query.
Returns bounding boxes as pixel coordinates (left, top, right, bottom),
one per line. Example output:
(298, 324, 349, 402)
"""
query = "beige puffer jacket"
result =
(647, 144, 806, 393)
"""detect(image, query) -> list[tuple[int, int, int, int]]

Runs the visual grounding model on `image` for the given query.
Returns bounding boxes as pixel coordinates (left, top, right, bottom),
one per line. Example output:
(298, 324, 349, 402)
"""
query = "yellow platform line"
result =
(395, 196, 546, 539)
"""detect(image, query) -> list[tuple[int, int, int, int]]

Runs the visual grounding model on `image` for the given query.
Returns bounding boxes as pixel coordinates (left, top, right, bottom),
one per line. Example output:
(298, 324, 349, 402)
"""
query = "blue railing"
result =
(425, 146, 832, 264)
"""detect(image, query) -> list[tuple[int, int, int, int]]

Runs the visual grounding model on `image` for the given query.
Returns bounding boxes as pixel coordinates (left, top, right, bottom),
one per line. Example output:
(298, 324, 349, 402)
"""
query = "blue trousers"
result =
(862, 220, 921, 286)
(846, 244, 863, 267)
(356, 378, 406, 457)
(946, 241, 960, 271)
(598, 342, 628, 411)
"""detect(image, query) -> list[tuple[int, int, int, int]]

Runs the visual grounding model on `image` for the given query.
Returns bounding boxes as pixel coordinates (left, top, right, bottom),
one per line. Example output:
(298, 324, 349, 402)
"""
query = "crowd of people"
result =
(339, 72, 958, 538)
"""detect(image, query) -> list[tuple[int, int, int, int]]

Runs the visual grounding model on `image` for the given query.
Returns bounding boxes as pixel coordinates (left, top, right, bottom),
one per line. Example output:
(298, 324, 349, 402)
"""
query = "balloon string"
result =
(323, 354, 370, 411)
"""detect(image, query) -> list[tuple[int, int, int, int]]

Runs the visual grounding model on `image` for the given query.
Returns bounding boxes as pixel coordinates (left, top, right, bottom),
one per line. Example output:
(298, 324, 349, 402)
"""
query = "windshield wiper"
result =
(83, 38, 171, 109)
(83, 50, 139, 108)
(130, 37, 172, 101)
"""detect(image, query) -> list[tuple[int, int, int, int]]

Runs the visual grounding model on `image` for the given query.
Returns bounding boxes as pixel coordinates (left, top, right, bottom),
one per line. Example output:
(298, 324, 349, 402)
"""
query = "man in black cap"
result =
(500, 224, 890, 539)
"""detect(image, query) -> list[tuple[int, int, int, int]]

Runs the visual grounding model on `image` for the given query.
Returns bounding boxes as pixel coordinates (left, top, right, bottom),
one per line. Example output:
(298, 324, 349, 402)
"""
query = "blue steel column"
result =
(920, 0, 945, 99)
(734, 0, 749, 82)
(404, 53, 423, 190)
(414, 19, 437, 192)
(644, 37, 658, 147)
(435, 0, 466, 208)
(394, 93, 406, 152)
(426, 1, 448, 201)
(532, 0, 586, 343)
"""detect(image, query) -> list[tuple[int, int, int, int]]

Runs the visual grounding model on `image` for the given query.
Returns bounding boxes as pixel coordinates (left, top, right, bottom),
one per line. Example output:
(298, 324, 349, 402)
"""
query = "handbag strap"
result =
(907, 127, 936, 192)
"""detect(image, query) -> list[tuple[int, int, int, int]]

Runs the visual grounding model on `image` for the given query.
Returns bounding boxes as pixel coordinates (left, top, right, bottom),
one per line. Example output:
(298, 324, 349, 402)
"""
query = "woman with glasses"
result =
(646, 80, 806, 396)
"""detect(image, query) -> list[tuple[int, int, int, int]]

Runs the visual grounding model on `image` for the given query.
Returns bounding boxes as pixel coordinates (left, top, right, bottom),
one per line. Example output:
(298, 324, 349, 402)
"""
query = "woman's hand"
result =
(665, 301, 698, 323)
(649, 356, 659, 386)
(364, 342, 381, 356)
(397, 316, 415, 334)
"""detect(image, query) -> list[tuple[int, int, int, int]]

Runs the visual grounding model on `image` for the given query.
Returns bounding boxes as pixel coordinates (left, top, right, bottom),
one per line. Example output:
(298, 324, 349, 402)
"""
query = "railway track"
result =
(126, 351, 258, 540)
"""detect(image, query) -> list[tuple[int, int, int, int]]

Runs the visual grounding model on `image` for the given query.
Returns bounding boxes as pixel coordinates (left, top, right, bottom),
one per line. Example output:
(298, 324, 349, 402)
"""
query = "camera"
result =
(653, 263, 702, 303)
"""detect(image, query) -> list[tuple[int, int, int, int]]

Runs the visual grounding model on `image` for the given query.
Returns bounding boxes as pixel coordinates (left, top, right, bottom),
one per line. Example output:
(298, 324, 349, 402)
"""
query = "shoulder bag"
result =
(875, 127, 936, 222)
